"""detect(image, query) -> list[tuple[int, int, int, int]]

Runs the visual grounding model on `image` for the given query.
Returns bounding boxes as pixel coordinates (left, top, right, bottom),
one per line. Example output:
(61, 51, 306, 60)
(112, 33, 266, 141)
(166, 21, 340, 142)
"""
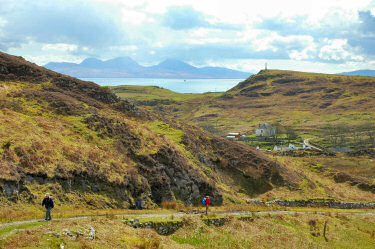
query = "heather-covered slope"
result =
(0, 52, 288, 209)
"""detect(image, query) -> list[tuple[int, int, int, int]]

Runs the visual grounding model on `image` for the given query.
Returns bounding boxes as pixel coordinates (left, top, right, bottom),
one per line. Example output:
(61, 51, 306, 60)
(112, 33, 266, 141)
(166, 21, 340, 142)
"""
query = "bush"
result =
(161, 201, 177, 209)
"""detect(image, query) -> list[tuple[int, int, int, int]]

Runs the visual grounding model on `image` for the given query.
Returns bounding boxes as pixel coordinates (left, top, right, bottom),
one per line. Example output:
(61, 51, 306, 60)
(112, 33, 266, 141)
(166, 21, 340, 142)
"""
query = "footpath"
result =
(1, 209, 375, 229)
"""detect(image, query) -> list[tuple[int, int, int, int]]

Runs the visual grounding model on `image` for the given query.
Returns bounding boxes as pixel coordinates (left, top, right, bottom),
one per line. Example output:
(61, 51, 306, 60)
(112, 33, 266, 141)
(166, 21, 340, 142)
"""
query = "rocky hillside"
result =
(0, 52, 291, 209)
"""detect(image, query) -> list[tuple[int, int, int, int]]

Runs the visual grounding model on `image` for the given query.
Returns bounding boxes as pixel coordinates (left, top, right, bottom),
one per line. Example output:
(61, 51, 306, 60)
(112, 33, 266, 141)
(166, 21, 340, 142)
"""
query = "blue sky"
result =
(1, 0, 375, 73)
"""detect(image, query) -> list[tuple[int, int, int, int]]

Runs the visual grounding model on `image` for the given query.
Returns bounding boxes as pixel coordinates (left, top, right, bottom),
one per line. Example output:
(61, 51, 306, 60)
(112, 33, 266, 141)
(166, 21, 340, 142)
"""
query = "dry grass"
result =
(256, 155, 375, 202)
(1, 212, 375, 248)
(3, 229, 41, 248)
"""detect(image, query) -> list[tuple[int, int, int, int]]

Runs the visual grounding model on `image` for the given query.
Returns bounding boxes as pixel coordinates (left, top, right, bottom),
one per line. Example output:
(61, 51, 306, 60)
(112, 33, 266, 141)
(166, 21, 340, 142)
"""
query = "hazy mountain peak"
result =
(106, 56, 135, 62)
(340, 69, 375, 77)
(156, 58, 196, 71)
(105, 56, 140, 67)
(44, 56, 250, 78)
(80, 57, 104, 68)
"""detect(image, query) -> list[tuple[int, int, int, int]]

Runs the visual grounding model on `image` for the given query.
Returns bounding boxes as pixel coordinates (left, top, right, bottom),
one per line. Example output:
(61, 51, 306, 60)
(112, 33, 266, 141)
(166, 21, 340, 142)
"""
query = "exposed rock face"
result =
(137, 146, 222, 206)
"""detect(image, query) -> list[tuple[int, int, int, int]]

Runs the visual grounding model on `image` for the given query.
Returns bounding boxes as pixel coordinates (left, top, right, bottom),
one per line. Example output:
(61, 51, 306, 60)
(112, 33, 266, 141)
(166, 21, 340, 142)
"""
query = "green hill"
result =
(112, 70, 375, 144)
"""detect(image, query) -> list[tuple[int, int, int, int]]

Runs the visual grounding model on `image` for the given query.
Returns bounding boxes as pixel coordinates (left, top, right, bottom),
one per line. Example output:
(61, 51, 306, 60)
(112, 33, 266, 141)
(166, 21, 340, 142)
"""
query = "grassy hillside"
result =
(112, 70, 375, 146)
(0, 52, 296, 215)
(111, 85, 221, 129)
(110, 71, 375, 202)
(220, 69, 375, 134)
(1, 51, 375, 224)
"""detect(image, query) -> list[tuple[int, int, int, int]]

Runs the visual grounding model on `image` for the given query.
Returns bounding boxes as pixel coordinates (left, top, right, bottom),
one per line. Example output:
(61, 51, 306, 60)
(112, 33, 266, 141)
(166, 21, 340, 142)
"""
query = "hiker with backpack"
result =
(203, 196, 210, 215)
(42, 193, 54, 221)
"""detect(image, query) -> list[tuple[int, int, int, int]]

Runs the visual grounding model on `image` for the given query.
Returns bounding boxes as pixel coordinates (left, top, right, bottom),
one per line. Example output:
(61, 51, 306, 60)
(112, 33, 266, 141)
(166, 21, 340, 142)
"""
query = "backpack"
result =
(202, 197, 206, 205)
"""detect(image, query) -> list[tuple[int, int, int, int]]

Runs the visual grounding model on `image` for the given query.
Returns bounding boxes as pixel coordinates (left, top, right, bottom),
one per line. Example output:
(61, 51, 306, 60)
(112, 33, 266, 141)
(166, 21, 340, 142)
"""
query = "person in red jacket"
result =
(205, 196, 210, 215)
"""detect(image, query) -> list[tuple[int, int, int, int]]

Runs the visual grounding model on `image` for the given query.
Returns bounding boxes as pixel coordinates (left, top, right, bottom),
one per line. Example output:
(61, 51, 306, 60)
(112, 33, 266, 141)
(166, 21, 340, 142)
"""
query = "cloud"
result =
(0, 0, 126, 50)
(42, 43, 78, 52)
(255, 16, 310, 36)
(162, 6, 206, 30)
(318, 39, 364, 62)
(253, 9, 375, 63)
(161, 5, 242, 30)
(358, 10, 375, 34)
(347, 11, 375, 56)
(150, 43, 290, 63)
(1, 0, 375, 73)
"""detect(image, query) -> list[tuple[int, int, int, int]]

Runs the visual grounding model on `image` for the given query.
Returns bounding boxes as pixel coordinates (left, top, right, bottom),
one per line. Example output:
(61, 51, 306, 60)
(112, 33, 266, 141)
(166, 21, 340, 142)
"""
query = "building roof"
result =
(257, 123, 274, 130)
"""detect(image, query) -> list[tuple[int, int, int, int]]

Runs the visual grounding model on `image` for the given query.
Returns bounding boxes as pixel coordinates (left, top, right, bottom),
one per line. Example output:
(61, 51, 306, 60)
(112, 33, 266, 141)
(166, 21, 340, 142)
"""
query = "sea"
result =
(80, 78, 245, 94)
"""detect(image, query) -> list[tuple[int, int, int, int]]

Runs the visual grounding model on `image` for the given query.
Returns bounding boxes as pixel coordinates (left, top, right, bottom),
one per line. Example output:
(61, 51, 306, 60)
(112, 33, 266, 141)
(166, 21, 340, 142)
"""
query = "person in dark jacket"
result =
(42, 193, 54, 221)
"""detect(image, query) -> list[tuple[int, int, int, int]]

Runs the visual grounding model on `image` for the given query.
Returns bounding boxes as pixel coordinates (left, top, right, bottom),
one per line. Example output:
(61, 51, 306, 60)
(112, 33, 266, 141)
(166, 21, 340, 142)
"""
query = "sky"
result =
(1, 0, 375, 73)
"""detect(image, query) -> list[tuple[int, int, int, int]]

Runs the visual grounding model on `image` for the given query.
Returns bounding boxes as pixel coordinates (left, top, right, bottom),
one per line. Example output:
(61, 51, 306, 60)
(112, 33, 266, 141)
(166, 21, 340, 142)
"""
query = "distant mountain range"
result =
(44, 57, 250, 79)
(340, 69, 375, 77)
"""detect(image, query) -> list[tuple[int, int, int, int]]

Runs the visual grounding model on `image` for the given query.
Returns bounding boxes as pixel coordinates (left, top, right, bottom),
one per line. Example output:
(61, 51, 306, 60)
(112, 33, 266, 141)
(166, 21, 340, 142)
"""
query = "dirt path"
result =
(2, 209, 375, 229)
(304, 138, 323, 151)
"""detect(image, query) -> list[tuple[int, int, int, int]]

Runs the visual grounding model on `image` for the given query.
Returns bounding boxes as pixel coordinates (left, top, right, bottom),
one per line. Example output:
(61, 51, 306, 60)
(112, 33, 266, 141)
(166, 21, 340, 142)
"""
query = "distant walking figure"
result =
(42, 193, 54, 221)
(203, 196, 210, 215)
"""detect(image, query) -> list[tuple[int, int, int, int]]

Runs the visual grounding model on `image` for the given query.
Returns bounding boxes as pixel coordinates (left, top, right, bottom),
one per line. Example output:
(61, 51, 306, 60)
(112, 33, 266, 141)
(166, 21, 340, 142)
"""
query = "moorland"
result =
(1, 51, 375, 248)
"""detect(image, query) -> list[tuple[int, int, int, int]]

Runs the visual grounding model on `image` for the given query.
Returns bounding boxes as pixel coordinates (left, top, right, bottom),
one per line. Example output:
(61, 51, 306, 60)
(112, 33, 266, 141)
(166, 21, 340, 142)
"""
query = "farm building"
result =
(226, 132, 241, 140)
(256, 123, 276, 137)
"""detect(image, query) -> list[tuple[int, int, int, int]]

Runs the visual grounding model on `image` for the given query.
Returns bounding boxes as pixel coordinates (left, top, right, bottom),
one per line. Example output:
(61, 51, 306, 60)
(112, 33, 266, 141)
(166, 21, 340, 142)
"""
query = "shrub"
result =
(161, 201, 177, 209)
(137, 231, 161, 249)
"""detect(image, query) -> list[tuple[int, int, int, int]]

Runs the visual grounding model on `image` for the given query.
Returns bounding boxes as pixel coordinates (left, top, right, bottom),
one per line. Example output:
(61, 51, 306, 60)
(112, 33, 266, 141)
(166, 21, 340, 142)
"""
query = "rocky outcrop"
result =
(125, 219, 184, 235)
(203, 217, 227, 226)
(346, 148, 375, 158)
(0, 173, 146, 208)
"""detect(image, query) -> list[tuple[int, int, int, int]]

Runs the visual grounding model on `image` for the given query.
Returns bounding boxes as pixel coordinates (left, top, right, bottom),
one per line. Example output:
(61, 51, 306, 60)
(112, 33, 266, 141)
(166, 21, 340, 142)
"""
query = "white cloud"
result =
(186, 37, 232, 45)
(41, 43, 78, 52)
(0, 17, 7, 27)
(25, 55, 82, 65)
(109, 45, 138, 51)
(319, 39, 363, 61)
(121, 8, 152, 25)
(289, 46, 316, 60)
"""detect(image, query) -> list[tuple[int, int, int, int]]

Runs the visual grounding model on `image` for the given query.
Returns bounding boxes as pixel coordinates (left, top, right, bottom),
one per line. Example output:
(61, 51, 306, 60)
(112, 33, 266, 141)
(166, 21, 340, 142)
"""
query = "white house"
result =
(273, 144, 311, 151)
(256, 123, 276, 137)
